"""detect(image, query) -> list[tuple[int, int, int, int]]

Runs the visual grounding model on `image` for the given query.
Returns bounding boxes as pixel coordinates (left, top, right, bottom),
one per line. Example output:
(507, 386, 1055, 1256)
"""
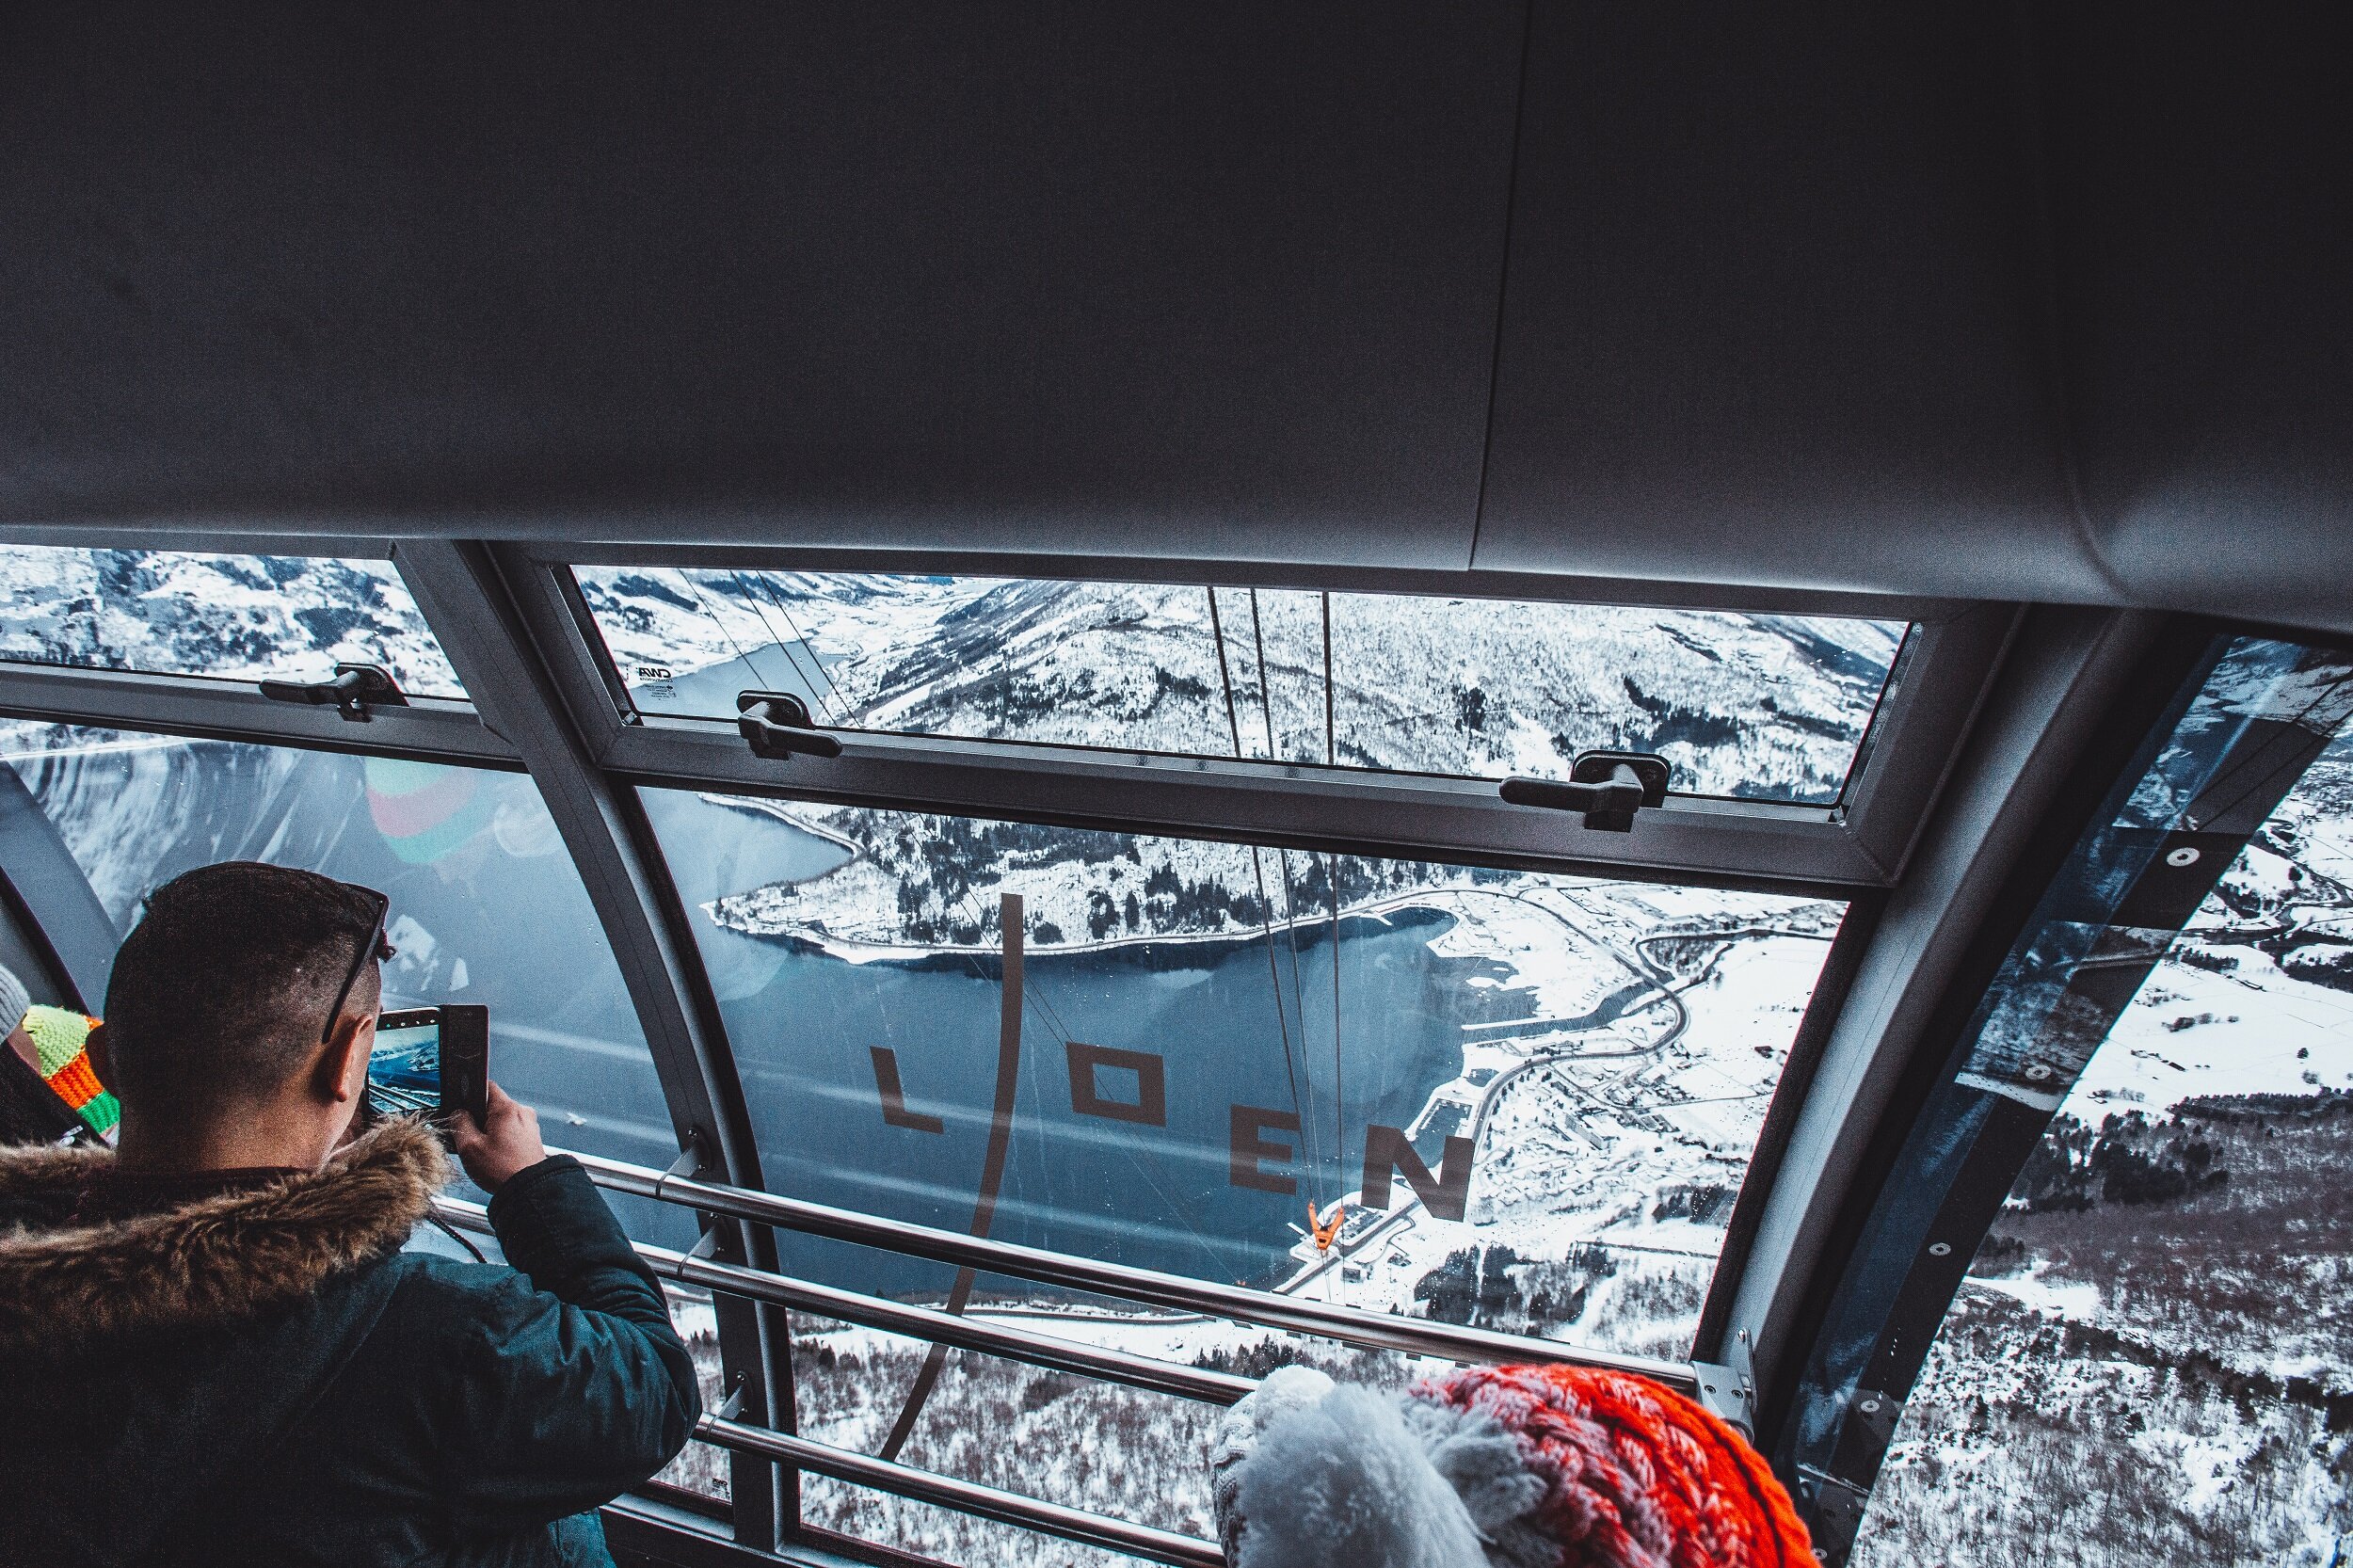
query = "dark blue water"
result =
(718, 910, 1489, 1295)
(646, 790, 1497, 1297)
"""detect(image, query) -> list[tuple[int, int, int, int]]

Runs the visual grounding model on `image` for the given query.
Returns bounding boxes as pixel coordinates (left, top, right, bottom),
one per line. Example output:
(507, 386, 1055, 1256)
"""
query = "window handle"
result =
(257, 663, 409, 723)
(737, 691, 843, 760)
(1499, 750, 1671, 833)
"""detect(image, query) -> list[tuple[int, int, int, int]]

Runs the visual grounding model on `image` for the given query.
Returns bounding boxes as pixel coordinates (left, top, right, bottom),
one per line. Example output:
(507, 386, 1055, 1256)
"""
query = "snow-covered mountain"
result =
(13, 546, 2353, 1564)
(0, 544, 461, 696)
(577, 567, 1902, 802)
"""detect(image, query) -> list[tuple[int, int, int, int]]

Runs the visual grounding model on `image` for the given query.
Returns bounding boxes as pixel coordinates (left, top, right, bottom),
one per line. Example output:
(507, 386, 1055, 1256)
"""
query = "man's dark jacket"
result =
(0, 1118, 701, 1566)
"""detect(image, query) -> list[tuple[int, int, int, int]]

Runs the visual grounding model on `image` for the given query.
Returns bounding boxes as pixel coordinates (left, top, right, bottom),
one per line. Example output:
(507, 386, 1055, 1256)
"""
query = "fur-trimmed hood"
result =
(0, 1117, 447, 1355)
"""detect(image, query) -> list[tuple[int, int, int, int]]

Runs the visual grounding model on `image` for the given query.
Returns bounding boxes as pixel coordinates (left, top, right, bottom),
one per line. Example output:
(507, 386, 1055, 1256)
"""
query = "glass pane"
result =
(657, 1286, 731, 1501)
(788, 1273, 1443, 1563)
(578, 568, 1902, 803)
(0, 719, 683, 1246)
(793, 1320, 1215, 1554)
(646, 787, 1849, 1363)
(1853, 724, 2353, 1567)
(0, 544, 463, 696)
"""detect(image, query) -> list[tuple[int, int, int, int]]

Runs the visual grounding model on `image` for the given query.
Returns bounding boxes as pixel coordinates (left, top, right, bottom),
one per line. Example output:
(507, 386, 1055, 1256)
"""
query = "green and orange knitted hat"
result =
(1210, 1360, 1812, 1568)
(22, 1005, 119, 1139)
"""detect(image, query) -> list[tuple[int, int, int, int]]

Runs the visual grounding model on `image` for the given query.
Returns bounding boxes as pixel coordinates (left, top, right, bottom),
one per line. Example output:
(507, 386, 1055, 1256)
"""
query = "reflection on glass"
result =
(578, 568, 1903, 803)
(0, 545, 463, 696)
(1853, 726, 2353, 1567)
(645, 787, 1846, 1363)
(0, 719, 680, 1247)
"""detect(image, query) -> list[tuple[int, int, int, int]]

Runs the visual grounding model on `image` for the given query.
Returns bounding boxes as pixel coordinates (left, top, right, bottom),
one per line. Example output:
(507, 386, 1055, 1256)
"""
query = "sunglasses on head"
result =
(323, 886, 398, 1046)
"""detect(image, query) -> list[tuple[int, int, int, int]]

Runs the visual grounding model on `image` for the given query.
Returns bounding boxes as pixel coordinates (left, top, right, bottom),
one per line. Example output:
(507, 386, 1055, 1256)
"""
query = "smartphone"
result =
(367, 1005, 489, 1134)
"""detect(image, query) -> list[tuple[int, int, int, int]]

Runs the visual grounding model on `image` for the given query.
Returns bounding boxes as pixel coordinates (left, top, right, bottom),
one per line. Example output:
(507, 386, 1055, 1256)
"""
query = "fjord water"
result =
(645, 788, 1486, 1298)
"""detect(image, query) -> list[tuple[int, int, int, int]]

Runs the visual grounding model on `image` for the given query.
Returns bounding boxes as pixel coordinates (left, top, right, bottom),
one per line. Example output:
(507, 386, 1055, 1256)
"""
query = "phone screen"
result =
(367, 1016, 442, 1120)
(366, 1005, 488, 1130)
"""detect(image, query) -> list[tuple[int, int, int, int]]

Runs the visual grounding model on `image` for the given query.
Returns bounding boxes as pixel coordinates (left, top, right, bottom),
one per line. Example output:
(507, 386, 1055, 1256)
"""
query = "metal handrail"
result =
(557, 1145, 1702, 1391)
(695, 1415, 1224, 1568)
(430, 1196, 1254, 1407)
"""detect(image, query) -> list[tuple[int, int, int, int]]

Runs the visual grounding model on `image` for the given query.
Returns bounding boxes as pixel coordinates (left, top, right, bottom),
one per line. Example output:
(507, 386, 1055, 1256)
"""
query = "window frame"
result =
(571, 553, 1909, 811)
(0, 532, 475, 703)
(0, 524, 2030, 1563)
(528, 541, 2016, 894)
(1762, 623, 2353, 1563)
(0, 535, 505, 764)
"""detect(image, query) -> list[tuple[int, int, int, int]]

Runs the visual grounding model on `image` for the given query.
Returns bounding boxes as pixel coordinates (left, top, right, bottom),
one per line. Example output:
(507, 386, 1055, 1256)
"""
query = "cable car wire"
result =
(678, 570, 790, 696)
(1208, 586, 1246, 758)
(930, 868, 1238, 1275)
(724, 568, 796, 682)
(1330, 850, 1345, 1182)
(1322, 595, 1347, 1186)
(751, 572, 854, 721)
(1207, 586, 1314, 1176)
(1321, 590, 1337, 766)
(728, 568, 849, 734)
(1248, 590, 1323, 1186)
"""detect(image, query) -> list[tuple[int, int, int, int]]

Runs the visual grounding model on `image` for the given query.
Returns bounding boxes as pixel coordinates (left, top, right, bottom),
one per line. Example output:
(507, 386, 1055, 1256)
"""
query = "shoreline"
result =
(710, 887, 1470, 967)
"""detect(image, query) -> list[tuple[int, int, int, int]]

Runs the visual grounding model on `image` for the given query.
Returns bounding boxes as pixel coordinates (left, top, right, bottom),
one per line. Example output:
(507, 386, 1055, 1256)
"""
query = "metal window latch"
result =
(1499, 750, 1671, 833)
(257, 663, 409, 723)
(737, 691, 842, 760)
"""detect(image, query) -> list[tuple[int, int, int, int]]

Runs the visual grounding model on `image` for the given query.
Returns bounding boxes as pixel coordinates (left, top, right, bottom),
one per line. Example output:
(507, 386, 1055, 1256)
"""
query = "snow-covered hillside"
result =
(1854, 730, 2353, 1568)
(577, 567, 1901, 802)
(67, 545, 2353, 1565)
(0, 545, 461, 696)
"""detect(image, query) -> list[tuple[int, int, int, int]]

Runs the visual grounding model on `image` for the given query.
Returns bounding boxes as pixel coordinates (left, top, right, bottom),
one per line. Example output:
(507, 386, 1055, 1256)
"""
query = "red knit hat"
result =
(1209, 1362, 1812, 1568)
(1409, 1364, 1811, 1568)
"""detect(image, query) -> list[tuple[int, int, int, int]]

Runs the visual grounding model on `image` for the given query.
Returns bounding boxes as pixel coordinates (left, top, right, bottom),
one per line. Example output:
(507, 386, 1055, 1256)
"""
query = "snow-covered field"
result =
(1305, 894, 1837, 1357)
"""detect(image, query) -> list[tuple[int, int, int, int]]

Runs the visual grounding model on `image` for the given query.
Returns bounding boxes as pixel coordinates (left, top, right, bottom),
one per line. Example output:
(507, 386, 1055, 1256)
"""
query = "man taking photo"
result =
(0, 861, 701, 1567)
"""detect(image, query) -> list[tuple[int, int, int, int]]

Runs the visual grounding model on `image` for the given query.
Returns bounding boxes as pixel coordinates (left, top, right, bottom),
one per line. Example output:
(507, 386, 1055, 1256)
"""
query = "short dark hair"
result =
(104, 862, 386, 1116)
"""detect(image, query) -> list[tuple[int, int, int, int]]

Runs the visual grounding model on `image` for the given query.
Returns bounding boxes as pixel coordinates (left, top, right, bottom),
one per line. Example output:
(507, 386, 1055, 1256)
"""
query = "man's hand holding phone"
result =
(452, 1080, 547, 1192)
